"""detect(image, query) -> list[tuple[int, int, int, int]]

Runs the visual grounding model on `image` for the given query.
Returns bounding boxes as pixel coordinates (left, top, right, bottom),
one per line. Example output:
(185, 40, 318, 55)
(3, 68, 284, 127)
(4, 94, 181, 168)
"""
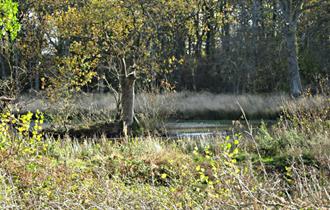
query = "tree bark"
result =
(119, 59, 136, 136)
(35, 72, 40, 91)
(279, 0, 304, 97)
(285, 25, 302, 97)
(121, 72, 136, 127)
(251, 0, 262, 92)
(205, 5, 215, 56)
(0, 55, 6, 79)
(221, 0, 230, 53)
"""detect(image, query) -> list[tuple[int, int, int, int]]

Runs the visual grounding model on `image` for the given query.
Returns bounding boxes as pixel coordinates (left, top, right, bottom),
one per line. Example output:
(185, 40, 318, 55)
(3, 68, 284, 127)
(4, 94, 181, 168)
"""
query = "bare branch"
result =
(0, 96, 15, 102)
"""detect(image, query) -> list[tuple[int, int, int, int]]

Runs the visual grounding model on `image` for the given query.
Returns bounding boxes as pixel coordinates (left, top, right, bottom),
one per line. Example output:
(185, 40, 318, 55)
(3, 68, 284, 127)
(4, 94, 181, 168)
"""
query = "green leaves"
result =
(0, 0, 20, 40)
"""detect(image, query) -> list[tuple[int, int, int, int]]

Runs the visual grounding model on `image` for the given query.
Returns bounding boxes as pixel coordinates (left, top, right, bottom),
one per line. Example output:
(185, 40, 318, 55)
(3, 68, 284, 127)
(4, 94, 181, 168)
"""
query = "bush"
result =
(0, 110, 47, 160)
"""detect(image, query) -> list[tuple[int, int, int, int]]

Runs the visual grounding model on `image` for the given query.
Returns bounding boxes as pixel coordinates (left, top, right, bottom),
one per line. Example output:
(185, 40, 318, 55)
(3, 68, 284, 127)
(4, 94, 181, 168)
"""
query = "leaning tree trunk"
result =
(285, 24, 303, 97)
(120, 71, 136, 136)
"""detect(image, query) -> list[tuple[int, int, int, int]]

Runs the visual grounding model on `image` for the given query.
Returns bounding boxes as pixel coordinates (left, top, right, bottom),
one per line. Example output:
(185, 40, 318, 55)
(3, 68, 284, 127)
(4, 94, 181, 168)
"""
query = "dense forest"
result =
(1, 0, 329, 96)
(0, 0, 330, 209)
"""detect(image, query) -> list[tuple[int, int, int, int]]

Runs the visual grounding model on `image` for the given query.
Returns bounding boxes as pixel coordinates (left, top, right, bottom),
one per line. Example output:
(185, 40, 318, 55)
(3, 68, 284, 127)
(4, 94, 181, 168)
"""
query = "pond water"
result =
(164, 120, 274, 139)
(37, 119, 274, 139)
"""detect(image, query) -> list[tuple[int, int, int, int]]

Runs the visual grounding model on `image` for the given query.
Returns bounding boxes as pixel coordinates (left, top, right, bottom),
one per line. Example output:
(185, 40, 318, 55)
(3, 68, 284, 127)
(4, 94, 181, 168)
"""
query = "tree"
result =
(0, 0, 20, 97)
(278, 0, 328, 97)
(4, 0, 328, 133)
(39, 0, 195, 135)
(299, 1, 330, 88)
(0, 0, 20, 40)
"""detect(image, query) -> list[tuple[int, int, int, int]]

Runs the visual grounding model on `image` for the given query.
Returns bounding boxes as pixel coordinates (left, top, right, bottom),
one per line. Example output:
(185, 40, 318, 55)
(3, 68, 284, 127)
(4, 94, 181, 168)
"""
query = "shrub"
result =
(0, 110, 47, 160)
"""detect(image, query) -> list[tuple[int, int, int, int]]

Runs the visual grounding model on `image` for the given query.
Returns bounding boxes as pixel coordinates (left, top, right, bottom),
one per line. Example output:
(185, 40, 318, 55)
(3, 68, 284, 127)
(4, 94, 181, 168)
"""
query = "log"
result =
(0, 96, 15, 102)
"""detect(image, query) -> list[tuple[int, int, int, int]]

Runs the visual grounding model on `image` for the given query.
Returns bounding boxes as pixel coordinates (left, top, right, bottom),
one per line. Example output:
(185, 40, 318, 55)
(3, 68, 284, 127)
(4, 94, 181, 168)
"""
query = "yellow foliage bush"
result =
(0, 110, 47, 159)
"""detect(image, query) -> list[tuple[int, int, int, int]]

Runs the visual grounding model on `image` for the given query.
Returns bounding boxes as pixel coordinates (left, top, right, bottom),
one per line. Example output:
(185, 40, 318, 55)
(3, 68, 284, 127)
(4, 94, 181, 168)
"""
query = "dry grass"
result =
(1, 98, 330, 209)
(0, 134, 329, 209)
(17, 91, 328, 124)
(166, 92, 287, 119)
(2, 92, 327, 209)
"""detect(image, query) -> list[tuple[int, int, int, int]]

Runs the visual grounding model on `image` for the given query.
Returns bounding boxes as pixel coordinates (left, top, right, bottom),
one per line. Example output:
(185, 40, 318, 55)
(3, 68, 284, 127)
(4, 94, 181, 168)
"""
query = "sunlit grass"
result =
(2, 92, 329, 208)
(0, 128, 329, 208)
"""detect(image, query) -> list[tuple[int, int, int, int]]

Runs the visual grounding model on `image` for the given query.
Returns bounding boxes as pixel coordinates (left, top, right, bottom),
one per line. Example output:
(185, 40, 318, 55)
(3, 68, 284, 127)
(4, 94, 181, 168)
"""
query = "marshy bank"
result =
(0, 113, 329, 209)
(1, 92, 329, 208)
(15, 91, 329, 138)
(18, 91, 328, 119)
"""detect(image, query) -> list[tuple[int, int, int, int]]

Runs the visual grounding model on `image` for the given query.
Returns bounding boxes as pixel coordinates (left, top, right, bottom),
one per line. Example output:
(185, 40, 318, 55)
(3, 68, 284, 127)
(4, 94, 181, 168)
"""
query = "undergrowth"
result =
(0, 96, 329, 209)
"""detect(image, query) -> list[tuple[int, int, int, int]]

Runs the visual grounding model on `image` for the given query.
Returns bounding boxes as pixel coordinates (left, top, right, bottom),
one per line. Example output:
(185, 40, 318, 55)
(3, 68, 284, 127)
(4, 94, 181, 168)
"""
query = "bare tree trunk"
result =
(98, 78, 105, 93)
(251, 0, 262, 92)
(0, 55, 6, 79)
(279, 0, 304, 97)
(35, 72, 40, 91)
(119, 59, 136, 136)
(221, 0, 230, 53)
(28, 62, 33, 90)
(121, 73, 136, 127)
(285, 25, 302, 97)
(0, 40, 6, 79)
(205, 6, 215, 56)
(192, 10, 202, 91)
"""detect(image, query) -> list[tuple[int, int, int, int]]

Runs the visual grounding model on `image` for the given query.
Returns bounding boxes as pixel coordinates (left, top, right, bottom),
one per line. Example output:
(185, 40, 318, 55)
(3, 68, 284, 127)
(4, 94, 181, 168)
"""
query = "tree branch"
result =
(0, 96, 15, 102)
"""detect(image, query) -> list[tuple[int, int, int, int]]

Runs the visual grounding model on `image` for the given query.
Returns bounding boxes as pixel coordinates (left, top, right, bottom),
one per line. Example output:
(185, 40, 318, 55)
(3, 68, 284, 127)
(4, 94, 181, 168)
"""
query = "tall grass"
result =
(0, 135, 329, 209)
(17, 91, 328, 127)
(160, 92, 288, 120)
(1, 86, 327, 209)
(17, 92, 287, 118)
(1, 97, 330, 209)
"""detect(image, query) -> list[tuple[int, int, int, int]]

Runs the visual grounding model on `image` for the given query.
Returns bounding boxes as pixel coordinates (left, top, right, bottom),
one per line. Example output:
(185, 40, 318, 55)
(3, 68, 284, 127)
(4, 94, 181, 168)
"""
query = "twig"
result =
(236, 100, 268, 178)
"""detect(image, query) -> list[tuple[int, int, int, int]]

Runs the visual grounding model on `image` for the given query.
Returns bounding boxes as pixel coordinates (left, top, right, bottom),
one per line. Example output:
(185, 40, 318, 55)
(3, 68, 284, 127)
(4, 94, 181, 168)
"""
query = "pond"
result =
(164, 120, 274, 139)
(36, 119, 274, 139)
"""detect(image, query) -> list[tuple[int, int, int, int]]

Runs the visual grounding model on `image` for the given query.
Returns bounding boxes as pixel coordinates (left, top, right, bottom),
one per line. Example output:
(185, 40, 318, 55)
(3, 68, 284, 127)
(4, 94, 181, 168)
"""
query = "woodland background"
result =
(1, 0, 329, 98)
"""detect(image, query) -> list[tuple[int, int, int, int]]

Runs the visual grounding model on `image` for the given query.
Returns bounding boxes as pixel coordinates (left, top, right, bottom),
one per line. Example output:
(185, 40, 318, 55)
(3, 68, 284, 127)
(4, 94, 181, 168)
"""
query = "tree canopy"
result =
(0, 0, 20, 40)
(1, 0, 329, 97)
